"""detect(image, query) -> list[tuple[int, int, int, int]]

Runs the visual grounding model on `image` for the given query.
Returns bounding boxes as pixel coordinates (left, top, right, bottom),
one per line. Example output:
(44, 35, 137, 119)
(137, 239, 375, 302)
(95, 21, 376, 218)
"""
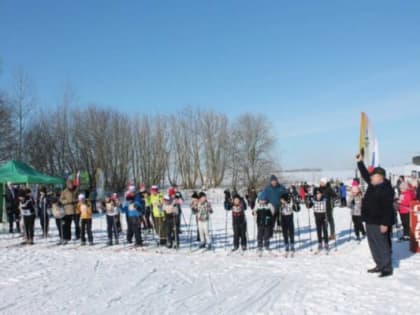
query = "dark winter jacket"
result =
(318, 184, 337, 211)
(264, 183, 287, 210)
(20, 197, 35, 216)
(255, 202, 275, 227)
(5, 187, 19, 214)
(357, 161, 395, 226)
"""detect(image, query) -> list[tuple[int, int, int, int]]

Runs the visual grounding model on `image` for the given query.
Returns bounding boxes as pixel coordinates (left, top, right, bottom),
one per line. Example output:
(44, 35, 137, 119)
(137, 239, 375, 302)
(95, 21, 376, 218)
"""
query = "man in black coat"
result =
(357, 154, 395, 277)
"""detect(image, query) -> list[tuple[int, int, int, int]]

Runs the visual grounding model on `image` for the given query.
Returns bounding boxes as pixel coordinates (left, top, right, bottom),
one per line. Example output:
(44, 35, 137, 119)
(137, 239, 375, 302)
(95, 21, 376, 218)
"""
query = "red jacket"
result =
(399, 189, 416, 214)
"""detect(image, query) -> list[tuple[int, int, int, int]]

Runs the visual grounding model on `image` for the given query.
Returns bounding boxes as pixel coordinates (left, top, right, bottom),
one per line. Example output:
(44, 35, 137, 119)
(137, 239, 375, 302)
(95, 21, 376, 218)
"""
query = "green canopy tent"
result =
(0, 160, 65, 223)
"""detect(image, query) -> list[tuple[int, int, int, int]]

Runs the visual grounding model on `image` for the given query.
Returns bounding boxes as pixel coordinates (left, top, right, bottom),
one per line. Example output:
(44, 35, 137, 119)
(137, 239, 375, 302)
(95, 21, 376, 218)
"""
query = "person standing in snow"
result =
(309, 189, 329, 252)
(226, 194, 247, 251)
(121, 193, 143, 246)
(77, 194, 93, 246)
(280, 194, 296, 253)
(190, 192, 201, 242)
(398, 181, 415, 241)
(162, 195, 180, 249)
(264, 175, 287, 233)
(18, 189, 36, 245)
(38, 186, 50, 237)
(191, 192, 213, 250)
(51, 192, 65, 245)
(357, 154, 394, 277)
(150, 185, 166, 246)
(104, 194, 120, 245)
(253, 191, 275, 252)
(318, 178, 337, 240)
(348, 185, 366, 241)
(339, 183, 347, 207)
(5, 183, 20, 234)
(60, 180, 79, 242)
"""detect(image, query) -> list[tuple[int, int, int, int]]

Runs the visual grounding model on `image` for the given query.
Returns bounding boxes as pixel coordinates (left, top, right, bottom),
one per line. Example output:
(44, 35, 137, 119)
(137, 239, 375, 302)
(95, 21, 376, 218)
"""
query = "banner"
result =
(359, 112, 380, 168)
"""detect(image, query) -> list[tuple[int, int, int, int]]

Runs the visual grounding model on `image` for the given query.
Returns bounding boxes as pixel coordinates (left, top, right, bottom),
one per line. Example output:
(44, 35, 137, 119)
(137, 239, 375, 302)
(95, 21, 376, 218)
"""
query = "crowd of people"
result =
(3, 156, 420, 277)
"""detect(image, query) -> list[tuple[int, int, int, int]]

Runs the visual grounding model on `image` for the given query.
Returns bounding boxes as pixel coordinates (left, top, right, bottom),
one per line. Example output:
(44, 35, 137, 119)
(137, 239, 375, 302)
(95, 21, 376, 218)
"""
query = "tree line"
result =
(0, 68, 279, 191)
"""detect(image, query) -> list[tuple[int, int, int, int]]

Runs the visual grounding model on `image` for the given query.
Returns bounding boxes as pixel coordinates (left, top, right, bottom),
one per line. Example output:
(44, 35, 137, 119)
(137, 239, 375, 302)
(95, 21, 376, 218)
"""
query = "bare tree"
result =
(11, 68, 36, 160)
(230, 113, 277, 189)
(0, 93, 14, 162)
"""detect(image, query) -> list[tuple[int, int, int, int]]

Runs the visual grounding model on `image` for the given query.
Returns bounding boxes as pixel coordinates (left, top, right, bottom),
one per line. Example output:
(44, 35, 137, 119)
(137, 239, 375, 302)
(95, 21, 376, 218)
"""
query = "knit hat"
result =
(78, 194, 86, 201)
(163, 195, 171, 201)
(151, 185, 158, 192)
(320, 178, 328, 185)
(128, 185, 136, 193)
(270, 175, 278, 182)
(351, 186, 360, 194)
(126, 193, 134, 201)
(191, 192, 199, 199)
(371, 167, 386, 177)
(258, 191, 267, 201)
(198, 191, 207, 198)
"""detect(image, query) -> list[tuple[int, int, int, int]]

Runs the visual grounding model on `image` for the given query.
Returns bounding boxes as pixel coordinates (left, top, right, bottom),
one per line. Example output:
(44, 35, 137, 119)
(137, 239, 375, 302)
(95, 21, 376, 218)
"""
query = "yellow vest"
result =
(150, 194, 164, 218)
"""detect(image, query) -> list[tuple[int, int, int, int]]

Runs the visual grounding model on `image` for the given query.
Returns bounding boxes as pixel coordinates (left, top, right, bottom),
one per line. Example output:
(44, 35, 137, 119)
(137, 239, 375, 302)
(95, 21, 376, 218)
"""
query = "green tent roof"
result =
(0, 160, 65, 185)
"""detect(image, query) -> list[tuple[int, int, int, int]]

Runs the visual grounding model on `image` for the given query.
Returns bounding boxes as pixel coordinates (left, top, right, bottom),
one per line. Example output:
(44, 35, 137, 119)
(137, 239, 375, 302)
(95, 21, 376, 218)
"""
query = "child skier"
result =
(76, 194, 93, 245)
(348, 185, 366, 241)
(253, 191, 275, 252)
(226, 194, 247, 251)
(192, 192, 213, 250)
(398, 181, 416, 241)
(121, 193, 143, 246)
(190, 192, 201, 242)
(151, 186, 166, 246)
(18, 189, 36, 245)
(280, 194, 295, 253)
(311, 189, 329, 252)
(104, 194, 119, 245)
(162, 195, 180, 249)
(51, 192, 65, 245)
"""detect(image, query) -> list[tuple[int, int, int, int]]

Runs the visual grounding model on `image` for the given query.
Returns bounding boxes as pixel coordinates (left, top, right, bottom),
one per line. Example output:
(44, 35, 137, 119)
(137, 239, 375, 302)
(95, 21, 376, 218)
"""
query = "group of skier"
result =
(4, 167, 419, 264)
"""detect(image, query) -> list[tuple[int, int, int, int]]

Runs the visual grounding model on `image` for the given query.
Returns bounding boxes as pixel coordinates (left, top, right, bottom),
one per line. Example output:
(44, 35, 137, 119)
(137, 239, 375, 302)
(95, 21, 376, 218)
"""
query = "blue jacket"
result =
(264, 183, 287, 210)
(340, 185, 347, 198)
(121, 200, 143, 217)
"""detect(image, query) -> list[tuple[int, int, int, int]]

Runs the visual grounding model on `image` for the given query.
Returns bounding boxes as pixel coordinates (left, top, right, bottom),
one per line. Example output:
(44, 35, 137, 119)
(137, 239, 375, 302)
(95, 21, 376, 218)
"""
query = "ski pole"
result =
(307, 207, 313, 252)
(209, 216, 215, 252)
(348, 209, 353, 242)
(224, 210, 228, 251)
(296, 214, 301, 250)
(188, 212, 193, 251)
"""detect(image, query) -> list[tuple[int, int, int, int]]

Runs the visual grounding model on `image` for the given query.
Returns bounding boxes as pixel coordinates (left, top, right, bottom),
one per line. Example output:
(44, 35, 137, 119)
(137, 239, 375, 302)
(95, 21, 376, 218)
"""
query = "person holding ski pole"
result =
(121, 193, 143, 247)
(104, 194, 120, 245)
(348, 185, 366, 242)
(19, 188, 36, 245)
(191, 192, 213, 250)
(280, 194, 296, 254)
(226, 194, 247, 252)
(253, 191, 275, 253)
(77, 194, 93, 246)
(163, 195, 180, 249)
(51, 192, 65, 245)
(310, 189, 329, 253)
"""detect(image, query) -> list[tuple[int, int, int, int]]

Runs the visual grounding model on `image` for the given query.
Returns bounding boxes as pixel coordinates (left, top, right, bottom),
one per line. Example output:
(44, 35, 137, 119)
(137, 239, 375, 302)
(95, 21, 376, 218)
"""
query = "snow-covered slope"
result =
(0, 202, 419, 315)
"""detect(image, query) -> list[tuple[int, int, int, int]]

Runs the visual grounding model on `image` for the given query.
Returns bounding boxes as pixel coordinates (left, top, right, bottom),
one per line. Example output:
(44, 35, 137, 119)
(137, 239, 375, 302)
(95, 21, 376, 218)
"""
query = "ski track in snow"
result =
(1, 202, 419, 315)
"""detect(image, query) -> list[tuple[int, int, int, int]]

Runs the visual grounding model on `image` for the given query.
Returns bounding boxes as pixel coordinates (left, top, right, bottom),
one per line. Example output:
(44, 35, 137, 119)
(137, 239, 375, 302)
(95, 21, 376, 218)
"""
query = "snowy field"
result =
(1, 199, 419, 315)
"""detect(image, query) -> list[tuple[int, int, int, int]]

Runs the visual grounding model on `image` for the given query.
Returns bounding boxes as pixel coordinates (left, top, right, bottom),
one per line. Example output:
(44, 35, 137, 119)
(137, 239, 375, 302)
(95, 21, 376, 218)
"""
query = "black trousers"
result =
(7, 211, 20, 233)
(39, 209, 49, 235)
(55, 218, 64, 239)
(81, 218, 93, 243)
(399, 213, 410, 237)
(233, 218, 247, 249)
(166, 214, 179, 246)
(341, 198, 347, 207)
(106, 215, 119, 242)
(257, 225, 272, 249)
(326, 206, 335, 236)
(366, 224, 393, 272)
(63, 214, 81, 241)
(315, 213, 329, 244)
(281, 214, 295, 245)
(142, 207, 153, 229)
(23, 215, 35, 240)
(352, 215, 366, 238)
(127, 216, 142, 245)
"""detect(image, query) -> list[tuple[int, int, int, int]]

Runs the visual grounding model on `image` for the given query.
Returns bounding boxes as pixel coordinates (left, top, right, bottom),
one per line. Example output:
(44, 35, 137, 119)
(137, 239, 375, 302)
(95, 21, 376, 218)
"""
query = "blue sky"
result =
(1, 0, 419, 170)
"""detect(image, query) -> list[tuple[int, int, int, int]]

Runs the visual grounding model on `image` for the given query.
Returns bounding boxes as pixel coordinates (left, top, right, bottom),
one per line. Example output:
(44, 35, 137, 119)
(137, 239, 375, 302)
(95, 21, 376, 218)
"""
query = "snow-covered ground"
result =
(1, 200, 419, 315)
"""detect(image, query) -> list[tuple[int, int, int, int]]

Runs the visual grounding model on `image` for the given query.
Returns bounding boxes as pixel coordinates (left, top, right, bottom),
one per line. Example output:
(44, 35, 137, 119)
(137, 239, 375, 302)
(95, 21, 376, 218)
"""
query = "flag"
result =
(359, 112, 380, 168)
(73, 171, 81, 187)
